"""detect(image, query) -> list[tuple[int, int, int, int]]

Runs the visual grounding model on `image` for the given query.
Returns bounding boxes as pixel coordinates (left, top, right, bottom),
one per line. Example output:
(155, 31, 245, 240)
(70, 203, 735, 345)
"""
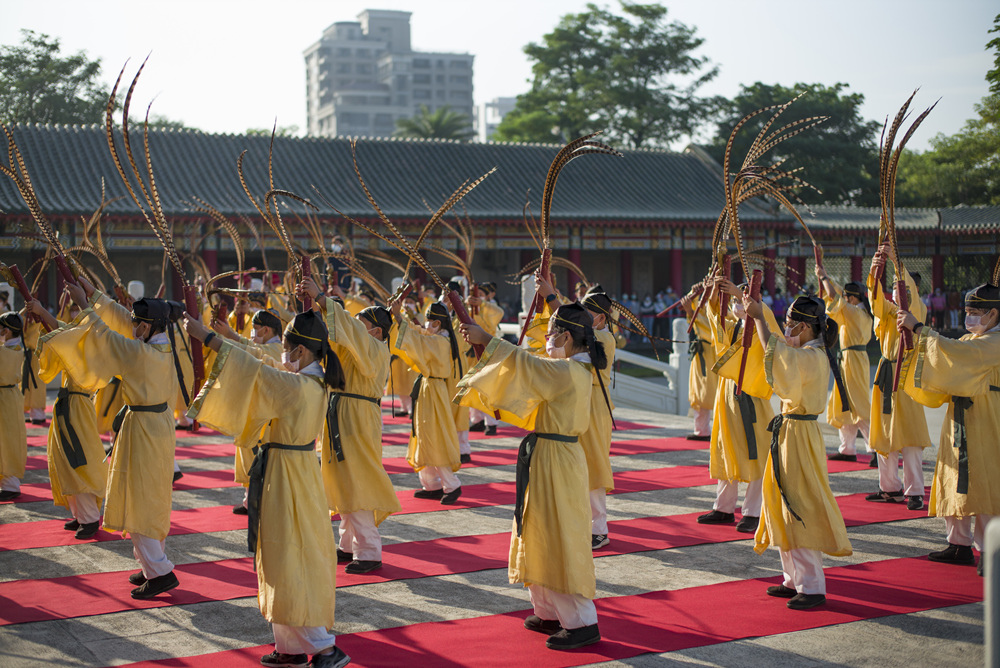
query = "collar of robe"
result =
(3, 336, 22, 348)
(569, 351, 591, 363)
(298, 360, 323, 378)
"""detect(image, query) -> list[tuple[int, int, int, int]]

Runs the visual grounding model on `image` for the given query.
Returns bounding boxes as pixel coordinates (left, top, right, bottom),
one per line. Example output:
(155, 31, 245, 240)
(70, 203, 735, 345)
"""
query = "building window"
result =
(413, 58, 430, 69)
(413, 89, 430, 100)
(356, 48, 370, 58)
(449, 75, 469, 85)
(413, 73, 430, 84)
(357, 63, 372, 75)
(436, 74, 445, 84)
(337, 48, 351, 57)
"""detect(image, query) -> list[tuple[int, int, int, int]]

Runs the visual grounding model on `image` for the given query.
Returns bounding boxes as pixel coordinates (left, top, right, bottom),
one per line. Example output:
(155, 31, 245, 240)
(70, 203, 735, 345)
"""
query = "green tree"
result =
(394, 105, 473, 140)
(706, 82, 882, 206)
(493, 1, 720, 148)
(987, 13, 999, 94)
(0, 30, 111, 125)
(246, 124, 300, 137)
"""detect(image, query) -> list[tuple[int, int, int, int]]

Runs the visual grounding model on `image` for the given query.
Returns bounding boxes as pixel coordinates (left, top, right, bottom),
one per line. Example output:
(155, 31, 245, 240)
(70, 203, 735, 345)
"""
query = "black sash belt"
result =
(874, 356, 894, 415)
(688, 338, 707, 376)
(247, 441, 315, 553)
(326, 391, 380, 462)
(766, 413, 819, 526)
(22, 347, 37, 394)
(0, 384, 14, 389)
(837, 343, 868, 367)
(735, 390, 758, 460)
(102, 377, 122, 418)
(514, 432, 579, 536)
(54, 388, 91, 469)
(112, 401, 169, 434)
(951, 385, 1000, 496)
(409, 375, 447, 437)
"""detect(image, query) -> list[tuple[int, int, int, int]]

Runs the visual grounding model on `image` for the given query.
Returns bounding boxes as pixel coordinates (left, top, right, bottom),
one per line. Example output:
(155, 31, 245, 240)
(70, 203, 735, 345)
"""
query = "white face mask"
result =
(783, 326, 800, 348)
(965, 314, 986, 334)
(545, 334, 567, 359)
(281, 350, 300, 372)
(732, 303, 746, 319)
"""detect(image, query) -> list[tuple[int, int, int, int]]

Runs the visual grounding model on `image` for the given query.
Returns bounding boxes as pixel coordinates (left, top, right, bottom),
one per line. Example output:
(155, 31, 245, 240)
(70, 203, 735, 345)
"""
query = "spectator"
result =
(653, 291, 668, 339)
(929, 287, 946, 329)
(947, 286, 961, 329)
(761, 288, 774, 308)
(771, 288, 787, 321)
(639, 293, 656, 342)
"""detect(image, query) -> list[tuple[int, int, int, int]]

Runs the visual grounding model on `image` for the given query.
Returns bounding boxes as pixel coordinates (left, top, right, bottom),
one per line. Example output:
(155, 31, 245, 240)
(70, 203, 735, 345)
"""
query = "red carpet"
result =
(117, 555, 983, 668)
(2, 470, 240, 505)
(0, 491, 928, 626)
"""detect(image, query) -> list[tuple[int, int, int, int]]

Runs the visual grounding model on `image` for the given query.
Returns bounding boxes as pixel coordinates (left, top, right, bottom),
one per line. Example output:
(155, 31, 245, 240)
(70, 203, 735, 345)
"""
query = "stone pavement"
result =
(0, 394, 983, 667)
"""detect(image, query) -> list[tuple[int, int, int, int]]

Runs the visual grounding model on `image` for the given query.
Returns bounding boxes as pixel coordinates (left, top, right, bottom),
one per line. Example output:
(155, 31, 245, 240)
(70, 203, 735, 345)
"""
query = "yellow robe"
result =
(755, 337, 852, 557)
(457, 337, 595, 598)
(0, 342, 27, 480)
(905, 328, 1000, 518)
(867, 270, 931, 453)
(93, 378, 125, 434)
(392, 321, 461, 472)
(707, 302, 777, 484)
(321, 298, 401, 523)
(229, 335, 284, 486)
(577, 327, 616, 492)
(170, 324, 196, 420)
(22, 320, 45, 414)
(38, 324, 108, 506)
(823, 282, 873, 428)
(43, 299, 178, 540)
(450, 313, 473, 432)
(687, 305, 719, 412)
(188, 341, 337, 627)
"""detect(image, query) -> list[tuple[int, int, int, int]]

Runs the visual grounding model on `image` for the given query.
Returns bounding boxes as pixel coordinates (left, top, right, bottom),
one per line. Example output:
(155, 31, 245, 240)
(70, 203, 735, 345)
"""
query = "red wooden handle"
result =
(300, 254, 313, 311)
(7, 264, 51, 332)
(516, 248, 551, 346)
(718, 256, 732, 332)
(447, 289, 484, 358)
(735, 269, 762, 395)
(183, 285, 205, 431)
(54, 256, 78, 287)
(892, 279, 913, 391)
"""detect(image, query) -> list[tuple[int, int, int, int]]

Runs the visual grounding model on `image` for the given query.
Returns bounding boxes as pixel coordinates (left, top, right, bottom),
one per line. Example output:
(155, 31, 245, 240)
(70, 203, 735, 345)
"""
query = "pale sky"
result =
(2, 0, 995, 151)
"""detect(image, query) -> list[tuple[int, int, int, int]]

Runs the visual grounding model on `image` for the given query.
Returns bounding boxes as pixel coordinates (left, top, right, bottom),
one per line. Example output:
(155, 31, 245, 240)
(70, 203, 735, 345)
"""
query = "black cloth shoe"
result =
(592, 534, 610, 549)
(978, 560, 984, 577)
(172, 470, 184, 483)
(336, 549, 354, 564)
(309, 646, 351, 668)
(696, 509, 735, 525)
(440, 487, 462, 505)
(260, 651, 309, 668)
(545, 623, 600, 650)
(865, 489, 903, 503)
(460, 453, 472, 464)
(345, 560, 382, 574)
(906, 495, 924, 511)
(233, 504, 249, 515)
(0, 490, 20, 502)
(484, 425, 497, 436)
(735, 515, 759, 534)
(128, 570, 147, 586)
(827, 452, 857, 462)
(31, 418, 47, 425)
(685, 434, 710, 441)
(74, 521, 100, 540)
(766, 584, 797, 598)
(869, 455, 878, 468)
(64, 518, 80, 531)
(413, 488, 444, 500)
(787, 593, 826, 610)
(392, 410, 409, 418)
(524, 615, 562, 635)
(130, 571, 179, 599)
(928, 543, 975, 565)
(468, 420, 485, 432)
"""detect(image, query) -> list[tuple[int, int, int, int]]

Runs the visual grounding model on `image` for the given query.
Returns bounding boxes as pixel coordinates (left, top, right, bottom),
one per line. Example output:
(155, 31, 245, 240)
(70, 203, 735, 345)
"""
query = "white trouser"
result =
(0, 475, 20, 492)
(693, 408, 711, 436)
(338, 510, 382, 561)
(418, 466, 461, 493)
(67, 493, 101, 524)
(779, 548, 825, 595)
(713, 478, 763, 517)
(28, 407, 45, 420)
(528, 585, 598, 629)
(470, 408, 486, 424)
(945, 515, 994, 551)
(590, 488, 608, 535)
(877, 447, 924, 496)
(458, 430, 471, 456)
(242, 486, 249, 508)
(272, 623, 337, 655)
(176, 413, 192, 427)
(173, 459, 181, 473)
(399, 395, 412, 414)
(132, 533, 174, 579)
(837, 419, 872, 455)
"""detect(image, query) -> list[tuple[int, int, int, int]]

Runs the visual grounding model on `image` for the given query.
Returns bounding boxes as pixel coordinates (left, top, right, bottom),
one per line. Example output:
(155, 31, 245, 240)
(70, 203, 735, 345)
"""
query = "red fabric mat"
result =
(25, 442, 235, 471)
(118, 556, 983, 668)
(0, 491, 927, 626)
(2, 470, 239, 505)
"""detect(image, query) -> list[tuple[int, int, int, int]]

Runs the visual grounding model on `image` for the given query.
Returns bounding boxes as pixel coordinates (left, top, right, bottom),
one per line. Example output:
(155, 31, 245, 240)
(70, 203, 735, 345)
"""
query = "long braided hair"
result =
(787, 295, 849, 411)
(551, 303, 612, 419)
(425, 302, 462, 376)
(284, 310, 346, 392)
(0, 312, 29, 394)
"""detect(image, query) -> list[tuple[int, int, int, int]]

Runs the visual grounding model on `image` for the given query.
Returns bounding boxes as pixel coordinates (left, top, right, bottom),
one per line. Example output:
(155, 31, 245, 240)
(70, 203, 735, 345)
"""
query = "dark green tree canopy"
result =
(494, 1, 720, 149)
(987, 13, 1000, 95)
(706, 82, 882, 206)
(394, 105, 474, 141)
(0, 30, 111, 125)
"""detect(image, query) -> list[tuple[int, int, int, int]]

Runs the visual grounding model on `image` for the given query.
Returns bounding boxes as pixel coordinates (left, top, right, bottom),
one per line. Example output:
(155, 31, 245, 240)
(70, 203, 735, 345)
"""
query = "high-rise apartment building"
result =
(304, 9, 475, 138)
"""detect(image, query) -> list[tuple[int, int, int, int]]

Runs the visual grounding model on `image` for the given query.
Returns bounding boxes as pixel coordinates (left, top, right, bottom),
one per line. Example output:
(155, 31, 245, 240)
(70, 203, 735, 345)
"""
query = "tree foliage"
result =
(493, 1, 720, 148)
(705, 82, 882, 206)
(0, 30, 111, 125)
(394, 105, 474, 141)
(987, 13, 1000, 95)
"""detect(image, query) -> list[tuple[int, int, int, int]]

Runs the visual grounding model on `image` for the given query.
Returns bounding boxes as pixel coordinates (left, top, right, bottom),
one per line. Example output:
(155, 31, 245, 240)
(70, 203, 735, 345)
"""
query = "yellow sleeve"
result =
(910, 329, 1000, 399)
(323, 297, 381, 379)
(39, 306, 140, 392)
(391, 320, 449, 377)
(763, 335, 807, 403)
(36, 319, 69, 384)
(474, 301, 504, 335)
(89, 291, 134, 338)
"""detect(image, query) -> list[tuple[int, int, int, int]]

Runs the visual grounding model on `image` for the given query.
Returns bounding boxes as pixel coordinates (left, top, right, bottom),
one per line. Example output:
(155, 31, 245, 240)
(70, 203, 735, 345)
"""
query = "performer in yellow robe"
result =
(387, 294, 420, 417)
(747, 294, 852, 610)
(456, 302, 600, 650)
(816, 271, 873, 461)
(44, 281, 182, 599)
(698, 279, 777, 534)
(468, 281, 506, 437)
(390, 300, 462, 503)
(22, 317, 46, 423)
(0, 312, 28, 501)
(899, 281, 1000, 576)
(29, 299, 109, 538)
(212, 308, 285, 514)
(185, 310, 349, 668)
(683, 288, 718, 440)
(866, 246, 930, 509)
(306, 281, 401, 575)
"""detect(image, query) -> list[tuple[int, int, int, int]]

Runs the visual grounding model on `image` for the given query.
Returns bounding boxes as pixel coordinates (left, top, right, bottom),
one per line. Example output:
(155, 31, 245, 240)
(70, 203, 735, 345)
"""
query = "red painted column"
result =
(764, 248, 777, 293)
(670, 248, 683, 292)
(932, 254, 944, 291)
(204, 249, 218, 277)
(621, 250, 632, 296)
(851, 255, 863, 282)
(567, 246, 582, 292)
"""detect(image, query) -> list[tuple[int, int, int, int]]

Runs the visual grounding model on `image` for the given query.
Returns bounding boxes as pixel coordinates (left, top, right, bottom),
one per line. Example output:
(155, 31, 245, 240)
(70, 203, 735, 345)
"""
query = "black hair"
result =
(247, 291, 267, 307)
(787, 295, 849, 411)
(359, 289, 377, 304)
(285, 310, 346, 392)
(843, 281, 872, 319)
(581, 292, 614, 325)
(251, 309, 282, 336)
(0, 312, 23, 336)
(425, 301, 462, 375)
(965, 283, 1000, 311)
(1, 312, 30, 396)
(359, 305, 392, 342)
(132, 299, 192, 405)
(551, 303, 612, 421)
(477, 281, 497, 294)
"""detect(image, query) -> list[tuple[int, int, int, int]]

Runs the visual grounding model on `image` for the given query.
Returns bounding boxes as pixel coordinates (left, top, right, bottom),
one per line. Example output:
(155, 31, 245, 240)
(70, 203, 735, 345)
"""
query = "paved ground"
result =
(0, 389, 983, 667)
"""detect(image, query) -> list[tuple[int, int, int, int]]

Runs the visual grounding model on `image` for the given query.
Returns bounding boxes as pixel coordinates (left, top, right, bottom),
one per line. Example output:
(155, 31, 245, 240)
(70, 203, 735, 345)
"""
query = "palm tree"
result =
(394, 105, 474, 141)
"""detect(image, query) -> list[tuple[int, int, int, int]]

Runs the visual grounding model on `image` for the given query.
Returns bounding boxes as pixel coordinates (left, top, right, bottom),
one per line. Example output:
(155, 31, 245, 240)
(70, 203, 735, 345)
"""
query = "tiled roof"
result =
(0, 124, 783, 224)
(939, 205, 1000, 232)
(806, 205, 940, 231)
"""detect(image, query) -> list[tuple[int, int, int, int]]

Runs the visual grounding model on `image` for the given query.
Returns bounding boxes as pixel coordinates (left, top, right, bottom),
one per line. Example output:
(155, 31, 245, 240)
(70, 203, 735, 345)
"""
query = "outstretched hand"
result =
(459, 322, 490, 347)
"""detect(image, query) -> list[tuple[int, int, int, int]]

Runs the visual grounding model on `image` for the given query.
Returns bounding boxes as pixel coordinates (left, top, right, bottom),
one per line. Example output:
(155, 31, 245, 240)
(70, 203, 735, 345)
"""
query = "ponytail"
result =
(426, 302, 462, 376)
